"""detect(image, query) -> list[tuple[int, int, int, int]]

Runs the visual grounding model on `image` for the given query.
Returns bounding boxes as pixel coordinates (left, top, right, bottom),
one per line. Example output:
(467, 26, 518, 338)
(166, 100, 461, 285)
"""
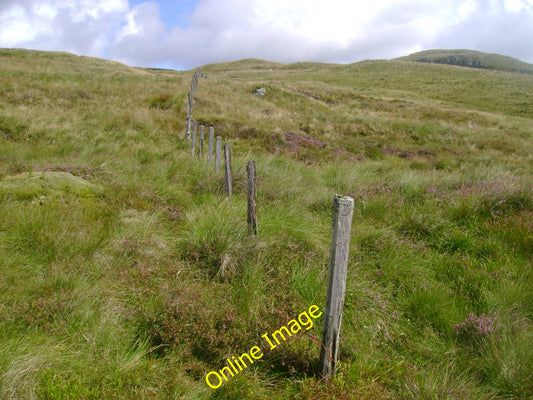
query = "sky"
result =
(0, 0, 532, 70)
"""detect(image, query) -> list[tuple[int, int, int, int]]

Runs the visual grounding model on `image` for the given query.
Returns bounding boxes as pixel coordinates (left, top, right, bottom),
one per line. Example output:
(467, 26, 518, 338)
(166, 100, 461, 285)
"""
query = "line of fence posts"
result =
(189, 128, 257, 236)
(184, 70, 234, 199)
(186, 121, 234, 201)
(185, 69, 202, 139)
(181, 71, 356, 383)
(189, 123, 230, 175)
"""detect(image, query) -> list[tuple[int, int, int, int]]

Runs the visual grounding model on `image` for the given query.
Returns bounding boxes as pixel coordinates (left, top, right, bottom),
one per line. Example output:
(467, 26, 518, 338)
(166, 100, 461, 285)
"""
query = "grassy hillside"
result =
(397, 49, 533, 74)
(201, 58, 285, 72)
(0, 48, 532, 399)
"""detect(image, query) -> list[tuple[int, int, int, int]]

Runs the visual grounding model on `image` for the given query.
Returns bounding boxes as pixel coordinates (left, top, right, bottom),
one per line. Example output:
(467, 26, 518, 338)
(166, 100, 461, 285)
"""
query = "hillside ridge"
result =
(396, 49, 533, 74)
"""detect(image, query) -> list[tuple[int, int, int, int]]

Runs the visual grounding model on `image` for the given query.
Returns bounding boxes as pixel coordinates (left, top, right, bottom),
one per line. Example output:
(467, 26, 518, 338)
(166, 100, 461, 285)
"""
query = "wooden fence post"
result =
(191, 121, 197, 158)
(215, 136, 222, 172)
(185, 70, 201, 140)
(185, 116, 191, 139)
(198, 125, 205, 159)
(224, 143, 232, 196)
(246, 161, 257, 236)
(319, 195, 354, 378)
(193, 69, 200, 93)
(207, 127, 214, 164)
(185, 90, 192, 139)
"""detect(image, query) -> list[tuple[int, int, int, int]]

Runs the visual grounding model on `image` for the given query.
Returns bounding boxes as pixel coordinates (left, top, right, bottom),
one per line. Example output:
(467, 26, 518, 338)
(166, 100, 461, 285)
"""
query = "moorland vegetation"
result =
(0, 48, 532, 399)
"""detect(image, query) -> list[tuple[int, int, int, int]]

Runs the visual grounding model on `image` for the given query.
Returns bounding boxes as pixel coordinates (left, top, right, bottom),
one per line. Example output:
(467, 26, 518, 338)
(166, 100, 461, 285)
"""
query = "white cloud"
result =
(111, 2, 167, 66)
(504, 0, 533, 12)
(0, 6, 37, 45)
(458, 1, 478, 18)
(1, 0, 532, 68)
(0, 0, 127, 56)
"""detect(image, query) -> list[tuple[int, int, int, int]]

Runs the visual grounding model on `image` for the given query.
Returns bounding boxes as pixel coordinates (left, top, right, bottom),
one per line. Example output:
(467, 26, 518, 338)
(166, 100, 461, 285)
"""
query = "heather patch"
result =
(455, 312, 498, 345)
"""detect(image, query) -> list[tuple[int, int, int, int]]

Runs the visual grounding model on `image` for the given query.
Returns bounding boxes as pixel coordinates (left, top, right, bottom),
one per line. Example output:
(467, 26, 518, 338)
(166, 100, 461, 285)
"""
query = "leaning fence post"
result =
(224, 143, 232, 196)
(207, 127, 214, 164)
(215, 136, 222, 172)
(198, 125, 205, 159)
(191, 121, 198, 158)
(246, 161, 257, 236)
(319, 195, 354, 378)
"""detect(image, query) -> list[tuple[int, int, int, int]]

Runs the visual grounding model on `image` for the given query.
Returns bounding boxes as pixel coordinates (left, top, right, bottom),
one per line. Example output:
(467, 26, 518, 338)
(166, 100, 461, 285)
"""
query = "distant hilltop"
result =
(200, 49, 533, 75)
(396, 49, 533, 75)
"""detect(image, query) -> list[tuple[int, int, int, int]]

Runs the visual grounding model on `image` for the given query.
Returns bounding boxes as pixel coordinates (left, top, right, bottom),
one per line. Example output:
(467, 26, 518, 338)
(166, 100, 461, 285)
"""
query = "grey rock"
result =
(252, 87, 267, 98)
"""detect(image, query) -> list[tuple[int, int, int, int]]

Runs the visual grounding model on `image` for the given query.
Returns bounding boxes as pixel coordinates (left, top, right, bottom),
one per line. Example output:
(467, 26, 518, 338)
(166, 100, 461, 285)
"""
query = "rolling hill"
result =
(0, 48, 532, 399)
(397, 49, 533, 74)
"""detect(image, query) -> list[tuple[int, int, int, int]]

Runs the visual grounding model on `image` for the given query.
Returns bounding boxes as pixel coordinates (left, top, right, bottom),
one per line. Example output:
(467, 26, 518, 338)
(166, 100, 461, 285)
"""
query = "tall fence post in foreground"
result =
(246, 160, 257, 236)
(224, 143, 232, 196)
(191, 121, 197, 158)
(319, 195, 354, 378)
(207, 127, 214, 164)
(198, 125, 205, 159)
(215, 136, 222, 172)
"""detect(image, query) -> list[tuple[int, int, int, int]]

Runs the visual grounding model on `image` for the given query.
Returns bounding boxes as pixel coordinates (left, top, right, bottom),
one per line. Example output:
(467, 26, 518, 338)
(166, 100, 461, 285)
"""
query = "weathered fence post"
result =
(224, 143, 232, 196)
(215, 136, 222, 172)
(188, 90, 194, 120)
(207, 127, 214, 164)
(246, 161, 257, 236)
(193, 69, 200, 94)
(185, 116, 191, 139)
(185, 70, 202, 140)
(191, 121, 197, 158)
(319, 195, 354, 378)
(185, 90, 192, 139)
(198, 125, 205, 159)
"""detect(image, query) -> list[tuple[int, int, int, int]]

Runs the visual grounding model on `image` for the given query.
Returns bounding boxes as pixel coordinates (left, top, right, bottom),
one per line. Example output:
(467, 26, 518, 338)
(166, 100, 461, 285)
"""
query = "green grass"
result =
(1, 48, 532, 399)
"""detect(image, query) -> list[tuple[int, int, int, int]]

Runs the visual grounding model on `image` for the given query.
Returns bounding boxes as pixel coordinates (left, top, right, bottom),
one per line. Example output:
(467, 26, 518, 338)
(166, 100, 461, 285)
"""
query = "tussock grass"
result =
(0, 48, 532, 398)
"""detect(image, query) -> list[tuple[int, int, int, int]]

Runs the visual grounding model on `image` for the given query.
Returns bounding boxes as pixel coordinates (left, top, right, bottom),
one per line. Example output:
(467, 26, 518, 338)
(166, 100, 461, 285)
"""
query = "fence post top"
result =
(334, 194, 354, 204)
